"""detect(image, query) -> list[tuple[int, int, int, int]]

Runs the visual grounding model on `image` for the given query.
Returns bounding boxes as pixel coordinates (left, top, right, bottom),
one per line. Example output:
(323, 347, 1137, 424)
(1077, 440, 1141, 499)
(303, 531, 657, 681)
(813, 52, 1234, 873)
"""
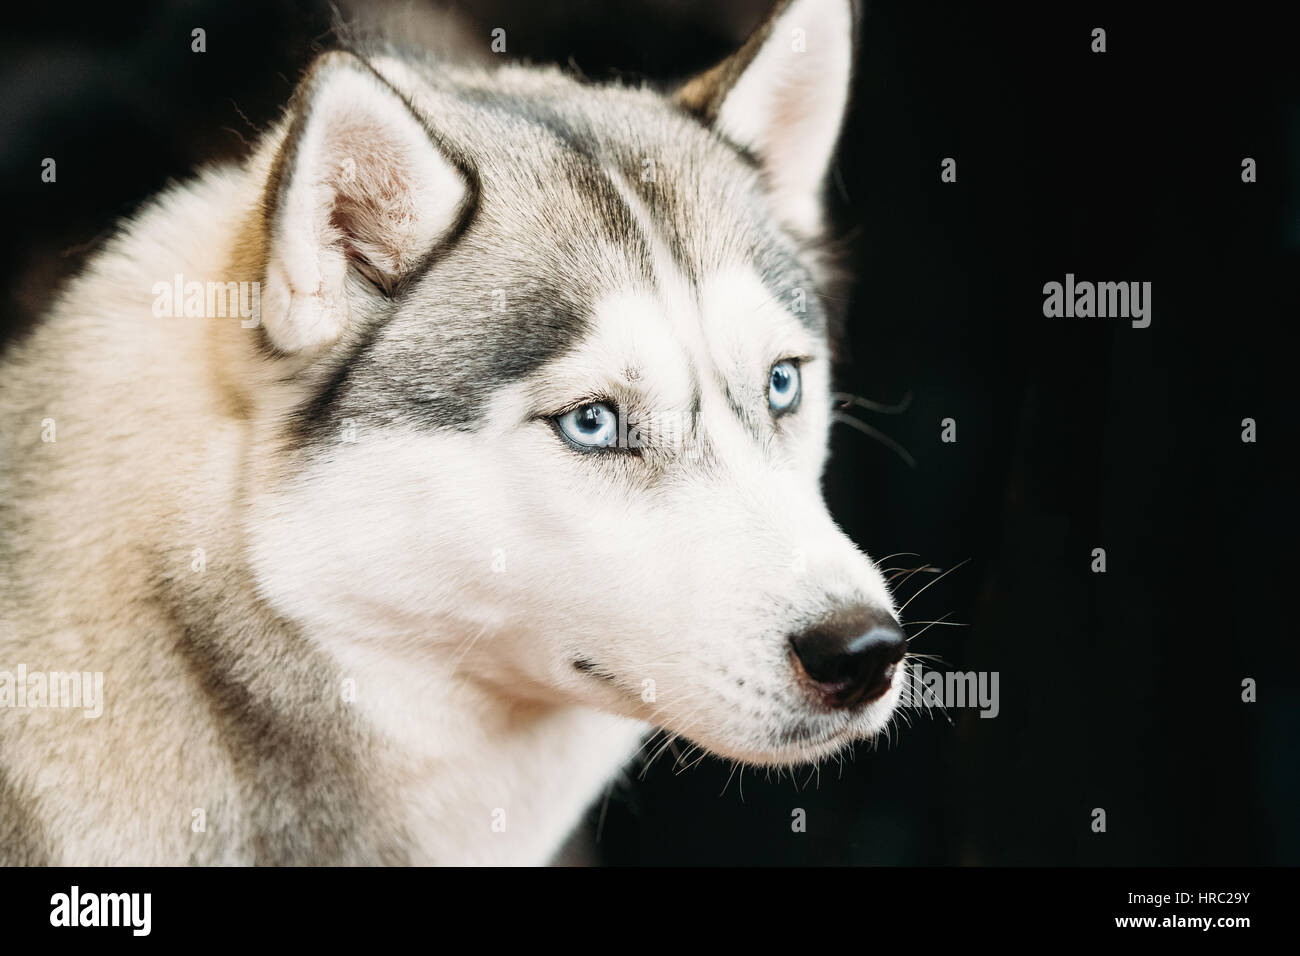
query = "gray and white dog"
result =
(0, 0, 908, 865)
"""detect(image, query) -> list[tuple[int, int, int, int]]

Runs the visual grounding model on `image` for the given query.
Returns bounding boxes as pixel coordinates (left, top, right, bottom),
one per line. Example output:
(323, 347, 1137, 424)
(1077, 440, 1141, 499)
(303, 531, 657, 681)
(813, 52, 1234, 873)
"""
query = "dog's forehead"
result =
(296, 67, 830, 439)
(454, 86, 829, 358)
(374, 55, 824, 287)
(568, 267, 824, 394)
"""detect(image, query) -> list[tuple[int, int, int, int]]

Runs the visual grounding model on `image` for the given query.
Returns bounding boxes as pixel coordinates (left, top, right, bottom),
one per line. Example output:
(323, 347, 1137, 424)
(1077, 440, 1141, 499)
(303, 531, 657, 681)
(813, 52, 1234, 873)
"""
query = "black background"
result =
(2, 0, 1296, 865)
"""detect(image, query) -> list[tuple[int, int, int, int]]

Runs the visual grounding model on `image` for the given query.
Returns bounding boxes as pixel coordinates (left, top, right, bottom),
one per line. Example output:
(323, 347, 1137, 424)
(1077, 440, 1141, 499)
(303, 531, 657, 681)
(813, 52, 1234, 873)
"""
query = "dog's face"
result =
(249, 0, 905, 765)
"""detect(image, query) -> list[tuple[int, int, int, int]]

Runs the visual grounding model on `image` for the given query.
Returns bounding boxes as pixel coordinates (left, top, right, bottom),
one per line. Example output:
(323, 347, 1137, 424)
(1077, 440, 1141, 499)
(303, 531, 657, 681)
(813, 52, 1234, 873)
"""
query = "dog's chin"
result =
(670, 691, 904, 769)
(677, 723, 861, 769)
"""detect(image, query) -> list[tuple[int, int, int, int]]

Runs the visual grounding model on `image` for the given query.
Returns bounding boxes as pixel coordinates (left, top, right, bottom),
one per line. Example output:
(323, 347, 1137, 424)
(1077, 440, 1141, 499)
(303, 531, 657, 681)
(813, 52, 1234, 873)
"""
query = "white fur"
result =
(714, 0, 854, 235)
(1, 2, 896, 866)
(249, 266, 900, 780)
(262, 54, 468, 353)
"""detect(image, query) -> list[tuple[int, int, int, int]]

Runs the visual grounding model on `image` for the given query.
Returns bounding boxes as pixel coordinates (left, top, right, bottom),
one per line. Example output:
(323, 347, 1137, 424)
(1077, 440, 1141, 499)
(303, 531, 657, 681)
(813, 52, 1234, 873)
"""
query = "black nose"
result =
(790, 616, 907, 709)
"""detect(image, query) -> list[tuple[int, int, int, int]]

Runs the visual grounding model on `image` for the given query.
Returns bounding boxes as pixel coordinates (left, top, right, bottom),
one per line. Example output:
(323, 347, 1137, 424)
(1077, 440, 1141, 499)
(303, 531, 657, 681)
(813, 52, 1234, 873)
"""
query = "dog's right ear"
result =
(259, 52, 471, 354)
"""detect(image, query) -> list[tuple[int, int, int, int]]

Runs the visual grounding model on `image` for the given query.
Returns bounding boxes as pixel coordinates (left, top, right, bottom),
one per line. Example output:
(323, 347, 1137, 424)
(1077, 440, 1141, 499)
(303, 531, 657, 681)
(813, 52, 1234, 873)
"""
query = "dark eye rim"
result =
(769, 358, 804, 417)
(542, 401, 641, 456)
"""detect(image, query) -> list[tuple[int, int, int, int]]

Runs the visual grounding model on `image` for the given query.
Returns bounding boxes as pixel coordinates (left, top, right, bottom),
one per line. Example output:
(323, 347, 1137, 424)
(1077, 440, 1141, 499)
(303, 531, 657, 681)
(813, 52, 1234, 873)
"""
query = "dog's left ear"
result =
(676, 0, 856, 237)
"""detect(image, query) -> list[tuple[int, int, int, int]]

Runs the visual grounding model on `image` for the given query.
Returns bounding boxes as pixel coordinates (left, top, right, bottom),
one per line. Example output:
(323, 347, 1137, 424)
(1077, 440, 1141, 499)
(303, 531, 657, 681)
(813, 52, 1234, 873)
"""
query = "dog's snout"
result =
(790, 614, 907, 709)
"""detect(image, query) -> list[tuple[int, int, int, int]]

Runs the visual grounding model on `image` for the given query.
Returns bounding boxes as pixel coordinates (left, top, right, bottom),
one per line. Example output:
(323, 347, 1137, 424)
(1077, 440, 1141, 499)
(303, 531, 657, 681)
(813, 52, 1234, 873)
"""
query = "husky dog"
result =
(0, 0, 907, 865)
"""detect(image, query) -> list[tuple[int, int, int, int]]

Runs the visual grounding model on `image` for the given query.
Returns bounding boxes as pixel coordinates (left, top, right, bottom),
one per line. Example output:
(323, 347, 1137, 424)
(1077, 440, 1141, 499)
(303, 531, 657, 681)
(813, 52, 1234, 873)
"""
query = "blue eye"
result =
(556, 402, 619, 448)
(768, 360, 801, 413)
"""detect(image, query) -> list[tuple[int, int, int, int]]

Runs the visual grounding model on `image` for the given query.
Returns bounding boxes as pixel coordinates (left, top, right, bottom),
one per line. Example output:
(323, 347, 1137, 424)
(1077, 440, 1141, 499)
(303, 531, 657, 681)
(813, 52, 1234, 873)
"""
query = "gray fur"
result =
(292, 54, 824, 443)
(0, 0, 868, 865)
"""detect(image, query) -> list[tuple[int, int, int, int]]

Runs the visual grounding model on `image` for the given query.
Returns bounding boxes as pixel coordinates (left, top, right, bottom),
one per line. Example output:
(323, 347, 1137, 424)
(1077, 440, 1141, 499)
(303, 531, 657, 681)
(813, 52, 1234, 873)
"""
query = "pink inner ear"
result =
(262, 59, 470, 352)
(767, 69, 817, 168)
(320, 118, 422, 286)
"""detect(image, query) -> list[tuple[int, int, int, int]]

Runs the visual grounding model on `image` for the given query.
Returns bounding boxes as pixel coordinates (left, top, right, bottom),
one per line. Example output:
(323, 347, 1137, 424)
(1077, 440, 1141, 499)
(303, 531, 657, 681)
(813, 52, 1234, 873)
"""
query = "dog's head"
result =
(247, 0, 905, 765)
